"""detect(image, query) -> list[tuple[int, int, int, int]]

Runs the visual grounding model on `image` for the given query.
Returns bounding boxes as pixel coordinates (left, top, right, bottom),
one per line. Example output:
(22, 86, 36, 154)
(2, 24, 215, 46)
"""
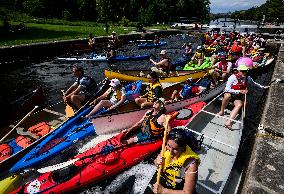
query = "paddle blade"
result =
(65, 104, 75, 118)
(37, 158, 79, 173)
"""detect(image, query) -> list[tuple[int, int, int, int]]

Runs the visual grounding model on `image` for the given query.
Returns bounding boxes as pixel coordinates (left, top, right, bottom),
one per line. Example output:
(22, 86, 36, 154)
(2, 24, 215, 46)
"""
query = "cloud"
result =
(210, 0, 266, 13)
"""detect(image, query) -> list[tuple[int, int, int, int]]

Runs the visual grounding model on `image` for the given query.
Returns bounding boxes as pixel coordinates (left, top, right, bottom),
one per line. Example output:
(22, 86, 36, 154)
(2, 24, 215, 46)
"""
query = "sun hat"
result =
(112, 31, 116, 34)
(237, 64, 249, 71)
(160, 50, 167, 55)
(109, 78, 120, 87)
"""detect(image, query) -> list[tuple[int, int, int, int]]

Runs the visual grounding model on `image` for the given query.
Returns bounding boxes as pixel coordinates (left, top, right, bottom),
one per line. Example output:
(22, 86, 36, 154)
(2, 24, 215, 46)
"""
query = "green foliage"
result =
(119, 16, 130, 27)
(231, 0, 284, 21)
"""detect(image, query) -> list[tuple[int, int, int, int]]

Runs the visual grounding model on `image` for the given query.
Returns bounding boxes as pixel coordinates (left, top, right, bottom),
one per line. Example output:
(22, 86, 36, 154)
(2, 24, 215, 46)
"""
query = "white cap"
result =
(197, 46, 202, 50)
(112, 31, 116, 34)
(109, 78, 120, 87)
(160, 50, 167, 55)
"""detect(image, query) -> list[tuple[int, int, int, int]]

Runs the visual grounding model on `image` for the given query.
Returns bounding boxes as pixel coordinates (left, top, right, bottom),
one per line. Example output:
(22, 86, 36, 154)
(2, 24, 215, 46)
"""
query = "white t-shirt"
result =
(109, 87, 126, 104)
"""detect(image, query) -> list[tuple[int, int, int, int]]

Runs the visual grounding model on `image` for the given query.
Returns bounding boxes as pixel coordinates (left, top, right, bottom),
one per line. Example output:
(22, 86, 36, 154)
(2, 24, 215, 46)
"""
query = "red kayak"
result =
(12, 102, 206, 194)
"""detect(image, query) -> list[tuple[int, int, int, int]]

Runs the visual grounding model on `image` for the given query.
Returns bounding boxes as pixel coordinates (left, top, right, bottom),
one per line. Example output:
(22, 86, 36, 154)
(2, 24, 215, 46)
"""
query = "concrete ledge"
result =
(241, 43, 284, 193)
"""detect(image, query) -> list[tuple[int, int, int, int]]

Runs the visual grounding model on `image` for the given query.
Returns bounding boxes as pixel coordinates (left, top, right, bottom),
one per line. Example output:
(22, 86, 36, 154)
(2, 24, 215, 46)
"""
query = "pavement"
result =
(241, 42, 284, 193)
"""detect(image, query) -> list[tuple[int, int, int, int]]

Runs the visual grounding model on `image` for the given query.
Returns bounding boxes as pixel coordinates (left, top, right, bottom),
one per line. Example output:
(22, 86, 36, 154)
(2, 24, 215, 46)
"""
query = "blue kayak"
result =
(172, 56, 191, 69)
(10, 80, 143, 173)
(57, 54, 150, 62)
(137, 41, 167, 48)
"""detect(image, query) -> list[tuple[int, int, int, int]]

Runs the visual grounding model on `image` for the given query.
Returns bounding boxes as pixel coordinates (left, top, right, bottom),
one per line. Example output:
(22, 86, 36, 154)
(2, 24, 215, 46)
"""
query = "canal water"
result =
(0, 32, 276, 193)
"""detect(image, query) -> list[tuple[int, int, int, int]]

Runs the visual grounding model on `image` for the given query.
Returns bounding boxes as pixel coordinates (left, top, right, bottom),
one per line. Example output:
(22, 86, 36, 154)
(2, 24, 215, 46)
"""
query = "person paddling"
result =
(153, 128, 199, 194)
(150, 50, 172, 75)
(217, 64, 269, 129)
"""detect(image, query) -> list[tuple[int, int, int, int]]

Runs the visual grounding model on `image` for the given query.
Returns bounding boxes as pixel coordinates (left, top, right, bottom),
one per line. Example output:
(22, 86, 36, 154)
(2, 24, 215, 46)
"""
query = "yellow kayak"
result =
(0, 175, 20, 194)
(105, 69, 208, 83)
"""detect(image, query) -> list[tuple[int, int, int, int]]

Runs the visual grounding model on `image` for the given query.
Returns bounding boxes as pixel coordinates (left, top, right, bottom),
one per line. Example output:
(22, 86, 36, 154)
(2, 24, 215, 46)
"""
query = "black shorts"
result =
(228, 93, 244, 101)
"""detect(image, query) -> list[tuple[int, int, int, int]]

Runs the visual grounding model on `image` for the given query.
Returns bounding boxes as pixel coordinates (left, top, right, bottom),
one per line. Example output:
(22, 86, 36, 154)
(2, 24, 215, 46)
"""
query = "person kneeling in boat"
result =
(135, 71, 163, 108)
(153, 128, 200, 194)
(167, 77, 200, 103)
(190, 46, 204, 67)
(63, 65, 96, 109)
(84, 78, 126, 119)
(150, 50, 172, 76)
(218, 65, 269, 129)
(122, 98, 167, 144)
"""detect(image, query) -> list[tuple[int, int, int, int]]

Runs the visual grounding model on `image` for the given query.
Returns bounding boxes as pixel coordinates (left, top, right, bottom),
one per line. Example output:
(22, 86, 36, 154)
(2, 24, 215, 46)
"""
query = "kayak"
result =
(138, 41, 167, 48)
(11, 102, 206, 193)
(57, 54, 150, 62)
(105, 69, 209, 83)
(0, 175, 20, 193)
(183, 57, 212, 71)
(9, 80, 143, 173)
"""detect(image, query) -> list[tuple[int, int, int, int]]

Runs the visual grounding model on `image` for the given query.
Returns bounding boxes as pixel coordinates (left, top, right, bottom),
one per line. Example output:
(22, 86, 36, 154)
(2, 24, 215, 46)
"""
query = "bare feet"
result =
(224, 122, 232, 130)
(217, 111, 224, 116)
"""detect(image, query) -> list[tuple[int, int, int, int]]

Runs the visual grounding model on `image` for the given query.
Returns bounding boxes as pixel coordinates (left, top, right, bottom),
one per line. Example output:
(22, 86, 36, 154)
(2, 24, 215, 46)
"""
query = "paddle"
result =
(61, 90, 75, 118)
(37, 113, 178, 174)
(156, 112, 179, 185)
(0, 106, 39, 143)
(243, 93, 247, 119)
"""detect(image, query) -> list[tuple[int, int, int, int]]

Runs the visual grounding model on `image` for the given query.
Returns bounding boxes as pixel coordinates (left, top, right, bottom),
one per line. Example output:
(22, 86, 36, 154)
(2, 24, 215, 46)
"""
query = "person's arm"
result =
(91, 88, 111, 104)
(247, 76, 269, 89)
(151, 59, 169, 67)
(124, 111, 150, 134)
(225, 62, 233, 73)
(108, 93, 126, 110)
(224, 75, 241, 94)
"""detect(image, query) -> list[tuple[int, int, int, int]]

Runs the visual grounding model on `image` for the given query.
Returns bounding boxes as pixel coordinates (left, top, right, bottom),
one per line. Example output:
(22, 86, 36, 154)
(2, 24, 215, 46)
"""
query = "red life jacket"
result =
(218, 61, 228, 71)
(231, 42, 242, 53)
(160, 57, 172, 71)
(231, 74, 248, 90)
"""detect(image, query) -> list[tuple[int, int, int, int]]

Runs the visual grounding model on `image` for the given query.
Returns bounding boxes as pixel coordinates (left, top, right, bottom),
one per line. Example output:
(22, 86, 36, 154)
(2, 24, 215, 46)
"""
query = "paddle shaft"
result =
(61, 90, 75, 118)
(0, 106, 38, 143)
(243, 93, 247, 119)
(156, 113, 178, 185)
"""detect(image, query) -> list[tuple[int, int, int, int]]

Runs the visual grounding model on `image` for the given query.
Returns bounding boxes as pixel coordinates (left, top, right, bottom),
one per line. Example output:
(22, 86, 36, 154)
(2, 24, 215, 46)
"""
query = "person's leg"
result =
(221, 73, 227, 81)
(225, 99, 243, 128)
(70, 94, 86, 109)
(135, 98, 147, 107)
(170, 90, 179, 102)
(122, 135, 139, 144)
(85, 100, 112, 118)
(218, 93, 231, 116)
(141, 101, 154, 108)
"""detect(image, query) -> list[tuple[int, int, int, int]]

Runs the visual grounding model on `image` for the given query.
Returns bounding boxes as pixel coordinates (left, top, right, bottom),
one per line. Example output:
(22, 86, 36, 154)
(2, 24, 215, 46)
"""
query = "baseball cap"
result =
(109, 78, 120, 87)
(160, 50, 167, 55)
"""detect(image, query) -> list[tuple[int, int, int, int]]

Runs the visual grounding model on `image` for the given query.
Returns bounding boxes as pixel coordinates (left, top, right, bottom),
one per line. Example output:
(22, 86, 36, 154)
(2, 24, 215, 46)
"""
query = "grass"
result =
(0, 21, 137, 47)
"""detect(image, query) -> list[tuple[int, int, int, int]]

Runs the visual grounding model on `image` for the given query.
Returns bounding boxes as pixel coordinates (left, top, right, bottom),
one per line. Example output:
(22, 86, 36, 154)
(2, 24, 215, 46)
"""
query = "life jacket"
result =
(191, 86, 200, 94)
(220, 35, 225, 41)
(213, 33, 218, 40)
(252, 54, 263, 63)
(0, 143, 12, 161)
(160, 146, 200, 189)
(16, 135, 32, 148)
(141, 110, 164, 137)
(195, 51, 203, 60)
(231, 42, 242, 54)
(147, 82, 162, 102)
(218, 61, 228, 71)
(28, 122, 51, 138)
(181, 84, 192, 98)
(231, 74, 248, 90)
(76, 75, 96, 93)
(109, 87, 122, 102)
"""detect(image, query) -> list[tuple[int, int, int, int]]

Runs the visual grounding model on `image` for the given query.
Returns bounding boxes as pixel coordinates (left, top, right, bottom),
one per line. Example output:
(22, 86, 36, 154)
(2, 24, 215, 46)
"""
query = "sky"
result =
(210, 0, 267, 13)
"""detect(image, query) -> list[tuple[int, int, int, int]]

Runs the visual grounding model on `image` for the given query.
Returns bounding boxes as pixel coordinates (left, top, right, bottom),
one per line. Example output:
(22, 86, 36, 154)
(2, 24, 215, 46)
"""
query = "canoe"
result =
(57, 54, 150, 62)
(9, 80, 226, 173)
(11, 102, 206, 193)
(183, 57, 213, 71)
(138, 41, 167, 48)
(0, 174, 20, 193)
(183, 94, 244, 194)
(0, 79, 109, 174)
(0, 87, 46, 129)
(105, 69, 209, 83)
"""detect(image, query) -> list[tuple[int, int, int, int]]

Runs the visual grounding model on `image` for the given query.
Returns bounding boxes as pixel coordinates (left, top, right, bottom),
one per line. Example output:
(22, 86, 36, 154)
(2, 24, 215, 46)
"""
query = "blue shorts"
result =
(136, 130, 151, 142)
